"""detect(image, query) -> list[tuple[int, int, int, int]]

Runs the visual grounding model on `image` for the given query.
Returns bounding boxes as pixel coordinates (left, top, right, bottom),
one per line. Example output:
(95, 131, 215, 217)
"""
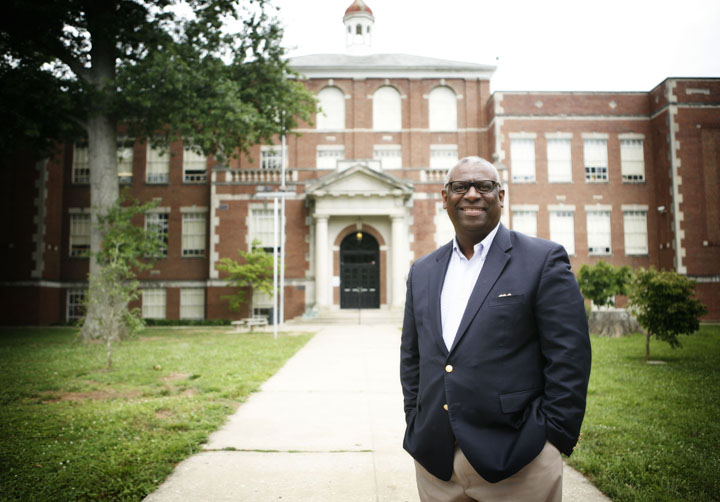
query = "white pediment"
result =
(306, 163, 413, 198)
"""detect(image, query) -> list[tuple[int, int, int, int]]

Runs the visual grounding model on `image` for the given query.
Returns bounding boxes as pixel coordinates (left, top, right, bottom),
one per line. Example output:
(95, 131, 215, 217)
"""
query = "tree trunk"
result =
(645, 332, 651, 361)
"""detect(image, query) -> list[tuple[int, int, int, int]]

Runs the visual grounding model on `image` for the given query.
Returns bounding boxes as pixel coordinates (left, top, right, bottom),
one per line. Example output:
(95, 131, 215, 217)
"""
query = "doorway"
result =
(340, 231, 380, 309)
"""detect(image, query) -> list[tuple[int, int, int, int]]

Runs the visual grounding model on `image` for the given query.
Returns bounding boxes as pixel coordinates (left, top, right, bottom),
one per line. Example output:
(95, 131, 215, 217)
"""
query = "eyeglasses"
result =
(445, 180, 500, 194)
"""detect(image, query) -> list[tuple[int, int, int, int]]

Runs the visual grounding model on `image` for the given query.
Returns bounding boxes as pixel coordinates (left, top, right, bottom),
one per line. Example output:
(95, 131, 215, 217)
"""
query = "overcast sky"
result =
(271, 0, 720, 93)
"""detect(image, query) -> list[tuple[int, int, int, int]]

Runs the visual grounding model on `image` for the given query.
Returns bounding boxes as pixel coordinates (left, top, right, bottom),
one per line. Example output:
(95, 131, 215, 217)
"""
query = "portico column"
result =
(391, 214, 406, 308)
(315, 215, 329, 308)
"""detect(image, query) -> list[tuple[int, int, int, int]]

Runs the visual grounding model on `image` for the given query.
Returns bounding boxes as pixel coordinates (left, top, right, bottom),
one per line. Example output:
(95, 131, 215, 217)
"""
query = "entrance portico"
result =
(306, 164, 413, 311)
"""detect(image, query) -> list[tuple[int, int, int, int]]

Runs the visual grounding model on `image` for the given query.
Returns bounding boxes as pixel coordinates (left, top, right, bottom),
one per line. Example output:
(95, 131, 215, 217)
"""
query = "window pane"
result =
(316, 146, 344, 169)
(512, 211, 537, 238)
(550, 211, 575, 255)
(373, 145, 402, 169)
(430, 145, 458, 169)
(429, 86, 457, 131)
(510, 139, 536, 182)
(180, 288, 205, 320)
(69, 213, 91, 257)
(66, 289, 86, 321)
(587, 211, 611, 254)
(621, 139, 645, 182)
(142, 289, 166, 319)
(146, 212, 169, 256)
(373, 86, 401, 131)
(317, 87, 345, 130)
(182, 213, 206, 256)
(147, 145, 170, 183)
(72, 144, 89, 184)
(547, 139, 572, 183)
(183, 147, 207, 183)
(250, 208, 280, 250)
(624, 210, 648, 254)
(584, 139, 608, 182)
(261, 148, 282, 170)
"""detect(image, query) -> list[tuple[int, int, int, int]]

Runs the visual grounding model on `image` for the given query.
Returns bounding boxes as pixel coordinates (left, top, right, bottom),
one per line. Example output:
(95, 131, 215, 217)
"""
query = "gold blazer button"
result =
(443, 404, 449, 411)
(445, 364, 454, 373)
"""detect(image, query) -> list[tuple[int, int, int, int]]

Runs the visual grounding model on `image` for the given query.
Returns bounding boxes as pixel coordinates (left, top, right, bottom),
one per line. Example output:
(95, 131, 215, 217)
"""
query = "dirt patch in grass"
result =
(41, 389, 141, 403)
(161, 372, 193, 382)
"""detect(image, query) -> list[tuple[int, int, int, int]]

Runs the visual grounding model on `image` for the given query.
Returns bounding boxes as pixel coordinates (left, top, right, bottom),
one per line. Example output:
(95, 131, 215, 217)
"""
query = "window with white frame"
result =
(316, 145, 344, 169)
(142, 289, 166, 319)
(510, 138, 536, 182)
(373, 86, 401, 131)
(549, 210, 575, 255)
(250, 207, 280, 252)
(430, 145, 458, 170)
(72, 144, 90, 184)
(117, 139, 134, 184)
(182, 212, 206, 256)
(584, 139, 608, 182)
(373, 145, 402, 169)
(66, 289, 86, 322)
(252, 290, 273, 323)
(180, 288, 205, 320)
(316, 86, 345, 130)
(429, 86, 457, 131)
(623, 210, 648, 255)
(183, 147, 207, 183)
(547, 138, 572, 183)
(146, 144, 170, 184)
(434, 201, 456, 247)
(146, 211, 169, 257)
(587, 210, 612, 255)
(69, 212, 91, 257)
(512, 210, 538, 238)
(260, 146, 283, 170)
(621, 139, 645, 182)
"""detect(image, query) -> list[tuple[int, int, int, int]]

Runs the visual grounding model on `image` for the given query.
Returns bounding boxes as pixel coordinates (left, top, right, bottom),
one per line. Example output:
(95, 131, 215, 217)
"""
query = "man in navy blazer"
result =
(400, 157, 591, 501)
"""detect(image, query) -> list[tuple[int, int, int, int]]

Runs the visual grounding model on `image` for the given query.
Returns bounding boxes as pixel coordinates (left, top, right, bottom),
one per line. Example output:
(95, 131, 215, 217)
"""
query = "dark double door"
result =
(340, 232, 380, 309)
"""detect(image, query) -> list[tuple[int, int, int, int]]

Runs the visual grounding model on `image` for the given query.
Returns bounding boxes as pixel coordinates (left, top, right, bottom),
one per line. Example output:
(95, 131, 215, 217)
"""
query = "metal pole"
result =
(272, 196, 279, 340)
(280, 133, 286, 328)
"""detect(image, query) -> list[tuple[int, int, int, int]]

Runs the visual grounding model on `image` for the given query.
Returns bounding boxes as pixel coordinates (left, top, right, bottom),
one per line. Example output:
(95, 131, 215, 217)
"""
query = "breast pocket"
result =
(485, 294, 531, 347)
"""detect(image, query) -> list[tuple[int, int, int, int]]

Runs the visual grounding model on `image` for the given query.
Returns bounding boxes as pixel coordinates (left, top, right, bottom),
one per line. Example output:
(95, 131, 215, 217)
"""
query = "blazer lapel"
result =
(429, 241, 453, 355)
(450, 225, 512, 353)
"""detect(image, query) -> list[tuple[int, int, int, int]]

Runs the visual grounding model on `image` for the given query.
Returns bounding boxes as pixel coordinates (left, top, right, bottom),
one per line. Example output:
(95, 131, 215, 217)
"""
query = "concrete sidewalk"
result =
(144, 323, 610, 502)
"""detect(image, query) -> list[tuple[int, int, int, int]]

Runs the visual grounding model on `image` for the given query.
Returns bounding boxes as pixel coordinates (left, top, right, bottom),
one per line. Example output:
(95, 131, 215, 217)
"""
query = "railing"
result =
(215, 168, 298, 184)
(420, 168, 446, 183)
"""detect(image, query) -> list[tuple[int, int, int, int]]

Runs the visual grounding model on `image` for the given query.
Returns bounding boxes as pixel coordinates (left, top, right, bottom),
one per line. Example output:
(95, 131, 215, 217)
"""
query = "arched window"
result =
(316, 86, 345, 130)
(429, 86, 457, 131)
(373, 86, 401, 131)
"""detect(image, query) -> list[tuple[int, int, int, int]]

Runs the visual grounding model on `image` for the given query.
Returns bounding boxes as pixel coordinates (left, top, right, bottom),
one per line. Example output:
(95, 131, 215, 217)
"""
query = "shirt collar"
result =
(452, 223, 500, 262)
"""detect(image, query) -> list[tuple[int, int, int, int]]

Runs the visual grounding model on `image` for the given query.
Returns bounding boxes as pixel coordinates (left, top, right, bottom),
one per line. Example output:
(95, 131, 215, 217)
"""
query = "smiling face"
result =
(442, 158, 505, 248)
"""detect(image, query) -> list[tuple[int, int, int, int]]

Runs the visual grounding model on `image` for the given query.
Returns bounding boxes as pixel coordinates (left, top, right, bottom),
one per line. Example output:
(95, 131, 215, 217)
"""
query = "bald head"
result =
(444, 157, 501, 187)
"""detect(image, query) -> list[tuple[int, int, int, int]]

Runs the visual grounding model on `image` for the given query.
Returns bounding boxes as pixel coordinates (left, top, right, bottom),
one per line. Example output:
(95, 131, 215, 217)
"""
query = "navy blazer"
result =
(400, 224, 591, 483)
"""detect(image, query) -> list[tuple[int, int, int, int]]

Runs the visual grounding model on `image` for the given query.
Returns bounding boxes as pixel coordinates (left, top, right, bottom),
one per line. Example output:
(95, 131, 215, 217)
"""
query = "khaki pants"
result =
(414, 441, 563, 502)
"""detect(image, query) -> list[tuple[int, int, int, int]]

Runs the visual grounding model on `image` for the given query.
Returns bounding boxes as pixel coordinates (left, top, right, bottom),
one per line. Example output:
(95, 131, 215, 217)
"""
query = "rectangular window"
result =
(146, 211, 169, 257)
(117, 139, 134, 184)
(512, 210, 538, 238)
(510, 138, 536, 182)
(260, 147, 283, 170)
(66, 289, 86, 322)
(316, 146, 345, 169)
(72, 144, 90, 184)
(250, 208, 281, 252)
(584, 139, 608, 182)
(183, 147, 207, 183)
(549, 210, 575, 255)
(587, 211, 612, 255)
(547, 139, 572, 183)
(180, 288, 205, 320)
(69, 212, 91, 257)
(182, 212, 206, 256)
(147, 144, 170, 184)
(373, 145, 402, 169)
(624, 210, 648, 255)
(621, 139, 645, 182)
(430, 145, 458, 170)
(142, 289, 166, 319)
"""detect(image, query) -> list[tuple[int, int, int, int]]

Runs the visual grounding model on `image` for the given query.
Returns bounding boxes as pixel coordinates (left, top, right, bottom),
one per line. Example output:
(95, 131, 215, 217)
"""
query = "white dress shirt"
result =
(440, 224, 500, 351)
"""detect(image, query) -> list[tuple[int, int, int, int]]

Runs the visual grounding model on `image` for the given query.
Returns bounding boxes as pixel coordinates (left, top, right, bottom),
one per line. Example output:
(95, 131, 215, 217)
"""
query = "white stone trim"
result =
(584, 204, 612, 212)
(296, 127, 490, 133)
(686, 88, 710, 95)
(508, 132, 537, 139)
(511, 204, 540, 211)
(668, 82, 686, 273)
(544, 132, 573, 139)
(548, 204, 576, 212)
(581, 132, 610, 140)
(621, 204, 649, 211)
(618, 133, 645, 140)
(180, 206, 208, 213)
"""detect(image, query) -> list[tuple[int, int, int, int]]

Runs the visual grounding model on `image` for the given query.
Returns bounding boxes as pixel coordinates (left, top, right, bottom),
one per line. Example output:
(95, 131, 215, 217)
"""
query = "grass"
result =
(568, 324, 720, 502)
(0, 326, 313, 502)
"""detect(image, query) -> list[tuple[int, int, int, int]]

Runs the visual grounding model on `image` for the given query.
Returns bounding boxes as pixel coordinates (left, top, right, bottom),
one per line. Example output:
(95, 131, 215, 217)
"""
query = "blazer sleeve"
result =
(400, 263, 420, 419)
(535, 243, 592, 455)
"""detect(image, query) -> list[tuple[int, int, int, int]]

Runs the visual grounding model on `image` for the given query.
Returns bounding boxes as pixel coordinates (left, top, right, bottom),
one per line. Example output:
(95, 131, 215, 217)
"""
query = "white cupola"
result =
(343, 0, 374, 54)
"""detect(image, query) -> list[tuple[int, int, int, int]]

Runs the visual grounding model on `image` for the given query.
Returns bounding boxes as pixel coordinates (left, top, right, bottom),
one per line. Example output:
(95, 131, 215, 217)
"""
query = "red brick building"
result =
(2, 0, 719, 323)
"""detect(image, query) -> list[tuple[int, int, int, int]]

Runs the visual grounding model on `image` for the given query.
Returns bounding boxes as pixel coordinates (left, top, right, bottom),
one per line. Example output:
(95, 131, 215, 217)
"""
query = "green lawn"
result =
(0, 326, 313, 502)
(569, 325, 720, 502)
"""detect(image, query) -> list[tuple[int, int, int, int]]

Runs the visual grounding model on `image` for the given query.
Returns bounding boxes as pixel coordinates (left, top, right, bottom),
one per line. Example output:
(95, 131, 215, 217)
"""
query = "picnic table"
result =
(231, 316, 269, 332)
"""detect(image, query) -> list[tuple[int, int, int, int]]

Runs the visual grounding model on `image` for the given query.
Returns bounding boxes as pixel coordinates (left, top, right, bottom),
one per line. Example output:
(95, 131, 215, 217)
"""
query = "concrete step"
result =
(287, 308, 403, 326)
